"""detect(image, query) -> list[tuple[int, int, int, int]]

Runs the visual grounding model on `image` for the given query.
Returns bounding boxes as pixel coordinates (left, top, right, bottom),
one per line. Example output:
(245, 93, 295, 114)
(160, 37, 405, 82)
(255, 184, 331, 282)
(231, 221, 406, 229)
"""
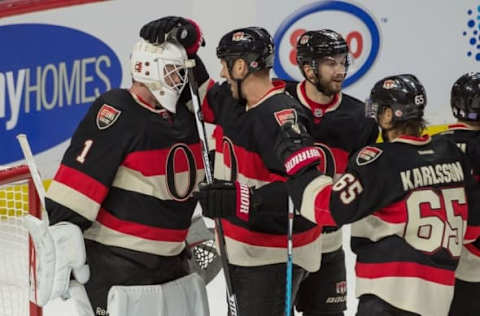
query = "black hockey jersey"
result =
(284, 80, 378, 174)
(294, 134, 480, 315)
(201, 79, 322, 272)
(436, 123, 480, 283)
(46, 89, 205, 260)
(285, 80, 379, 252)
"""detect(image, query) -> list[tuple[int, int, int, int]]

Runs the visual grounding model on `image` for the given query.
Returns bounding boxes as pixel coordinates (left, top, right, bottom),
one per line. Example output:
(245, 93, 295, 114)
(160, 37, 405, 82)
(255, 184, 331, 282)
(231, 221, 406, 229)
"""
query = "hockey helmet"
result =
(451, 72, 480, 121)
(296, 29, 349, 66)
(366, 74, 426, 122)
(216, 27, 274, 73)
(130, 39, 188, 113)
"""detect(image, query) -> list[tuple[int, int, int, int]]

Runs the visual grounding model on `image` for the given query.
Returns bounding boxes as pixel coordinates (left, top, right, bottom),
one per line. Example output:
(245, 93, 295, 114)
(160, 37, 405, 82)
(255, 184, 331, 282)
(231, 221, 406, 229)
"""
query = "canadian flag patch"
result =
(96, 104, 121, 130)
(356, 146, 383, 166)
(274, 108, 297, 126)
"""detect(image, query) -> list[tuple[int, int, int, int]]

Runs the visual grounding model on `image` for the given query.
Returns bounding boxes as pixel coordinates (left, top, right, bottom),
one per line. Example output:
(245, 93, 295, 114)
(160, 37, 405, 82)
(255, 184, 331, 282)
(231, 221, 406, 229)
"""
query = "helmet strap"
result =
(227, 59, 250, 107)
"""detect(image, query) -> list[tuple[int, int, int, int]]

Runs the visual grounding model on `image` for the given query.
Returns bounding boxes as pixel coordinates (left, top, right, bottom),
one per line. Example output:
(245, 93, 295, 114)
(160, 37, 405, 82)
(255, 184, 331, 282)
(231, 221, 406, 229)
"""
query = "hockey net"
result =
(0, 165, 42, 316)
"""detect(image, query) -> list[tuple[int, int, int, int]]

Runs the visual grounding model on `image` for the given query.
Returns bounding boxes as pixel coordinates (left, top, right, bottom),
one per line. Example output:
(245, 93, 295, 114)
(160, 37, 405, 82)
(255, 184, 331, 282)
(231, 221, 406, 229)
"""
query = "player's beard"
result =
(317, 75, 344, 96)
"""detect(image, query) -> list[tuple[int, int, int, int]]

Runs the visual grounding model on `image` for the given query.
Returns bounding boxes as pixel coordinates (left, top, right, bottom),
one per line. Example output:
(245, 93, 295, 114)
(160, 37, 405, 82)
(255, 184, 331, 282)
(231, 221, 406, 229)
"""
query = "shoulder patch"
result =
(356, 146, 383, 166)
(96, 104, 122, 130)
(274, 108, 297, 126)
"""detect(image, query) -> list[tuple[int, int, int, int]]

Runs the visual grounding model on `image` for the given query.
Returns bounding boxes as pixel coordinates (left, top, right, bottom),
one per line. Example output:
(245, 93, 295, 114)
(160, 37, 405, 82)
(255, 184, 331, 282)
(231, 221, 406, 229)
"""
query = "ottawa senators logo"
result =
(274, 108, 297, 126)
(356, 146, 383, 166)
(96, 104, 121, 130)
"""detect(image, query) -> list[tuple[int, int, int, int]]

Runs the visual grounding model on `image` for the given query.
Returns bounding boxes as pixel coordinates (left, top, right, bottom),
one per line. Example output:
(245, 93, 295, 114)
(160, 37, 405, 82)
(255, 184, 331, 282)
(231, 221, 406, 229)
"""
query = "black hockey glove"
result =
(274, 122, 323, 176)
(195, 180, 259, 222)
(139, 16, 205, 55)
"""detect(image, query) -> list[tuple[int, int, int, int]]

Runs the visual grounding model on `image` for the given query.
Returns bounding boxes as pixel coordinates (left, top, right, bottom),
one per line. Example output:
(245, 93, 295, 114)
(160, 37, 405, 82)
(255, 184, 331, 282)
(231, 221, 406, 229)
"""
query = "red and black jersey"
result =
(284, 80, 379, 252)
(436, 123, 480, 283)
(284, 80, 379, 174)
(201, 79, 322, 272)
(46, 89, 205, 259)
(295, 134, 480, 315)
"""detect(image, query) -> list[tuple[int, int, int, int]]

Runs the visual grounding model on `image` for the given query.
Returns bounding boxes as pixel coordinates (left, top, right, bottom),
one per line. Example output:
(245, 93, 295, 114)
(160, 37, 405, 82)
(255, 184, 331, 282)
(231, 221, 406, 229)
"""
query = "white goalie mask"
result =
(130, 39, 188, 113)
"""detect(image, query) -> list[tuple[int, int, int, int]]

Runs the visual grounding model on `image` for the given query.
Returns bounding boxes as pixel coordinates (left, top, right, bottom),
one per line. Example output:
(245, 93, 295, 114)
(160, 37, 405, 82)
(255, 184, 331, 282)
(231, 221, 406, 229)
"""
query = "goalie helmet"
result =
(366, 74, 426, 122)
(296, 29, 349, 66)
(216, 27, 274, 73)
(451, 72, 480, 121)
(130, 39, 188, 113)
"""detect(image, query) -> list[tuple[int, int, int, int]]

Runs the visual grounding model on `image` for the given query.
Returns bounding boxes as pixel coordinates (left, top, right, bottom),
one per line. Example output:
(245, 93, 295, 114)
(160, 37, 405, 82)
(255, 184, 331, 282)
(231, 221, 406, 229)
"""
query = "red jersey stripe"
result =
(214, 125, 287, 182)
(221, 219, 321, 247)
(96, 208, 188, 242)
(465, 225, 480, 241)
(122, 143, 204, 176)
(465, 243, 480, 256)
(355, 261, 455, 285)
(202, 79, 216, 123)
(373, 200, 408, 224)
(54, 164, 108, 204)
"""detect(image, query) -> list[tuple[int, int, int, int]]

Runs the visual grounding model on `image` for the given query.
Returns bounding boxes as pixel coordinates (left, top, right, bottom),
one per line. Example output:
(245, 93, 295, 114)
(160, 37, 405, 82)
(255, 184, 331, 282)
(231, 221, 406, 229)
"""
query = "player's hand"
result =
(195, 180, 257, 222)
(274, 122, 322, 176)
(140, 16, 205, 55)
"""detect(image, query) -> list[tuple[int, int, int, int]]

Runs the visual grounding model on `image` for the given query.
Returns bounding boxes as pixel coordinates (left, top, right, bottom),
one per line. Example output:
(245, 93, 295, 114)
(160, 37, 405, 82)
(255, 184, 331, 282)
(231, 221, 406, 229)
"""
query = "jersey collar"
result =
(392, 134, 431, 145)
(296, 80, 342, 118)
(129, 90, 170, 117)
(247, 80, 286, 111)
(447, 122, 480, 131)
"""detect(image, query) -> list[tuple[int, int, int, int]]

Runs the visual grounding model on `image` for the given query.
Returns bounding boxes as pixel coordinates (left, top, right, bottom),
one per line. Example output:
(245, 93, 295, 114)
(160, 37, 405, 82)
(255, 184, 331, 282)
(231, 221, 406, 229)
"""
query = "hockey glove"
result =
(195, 180, 259, 222)
(274, 122, 323, 176)
(23, 216, 89, 306)
(140, 16, 205, 55)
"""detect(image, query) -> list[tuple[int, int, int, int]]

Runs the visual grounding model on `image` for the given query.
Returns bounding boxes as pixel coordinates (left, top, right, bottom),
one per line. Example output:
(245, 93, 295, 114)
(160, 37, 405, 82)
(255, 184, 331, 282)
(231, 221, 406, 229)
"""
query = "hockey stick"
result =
(184, 57, 240, 316)
(285, 198, 294, 316)
(16, 133, 49, 224)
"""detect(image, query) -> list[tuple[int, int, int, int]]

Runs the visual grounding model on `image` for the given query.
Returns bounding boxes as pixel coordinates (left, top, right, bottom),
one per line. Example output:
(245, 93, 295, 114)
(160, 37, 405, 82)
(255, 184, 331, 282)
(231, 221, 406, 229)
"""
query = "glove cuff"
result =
(234, 181, 251, 222)
(186, 19, 203, 55)
(284, 146, 322, 176)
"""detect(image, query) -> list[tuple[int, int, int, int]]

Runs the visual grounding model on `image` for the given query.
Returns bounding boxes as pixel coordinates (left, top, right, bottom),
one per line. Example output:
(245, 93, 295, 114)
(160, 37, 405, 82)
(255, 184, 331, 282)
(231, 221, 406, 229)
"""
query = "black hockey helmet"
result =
(367, 74, 426, 122)
(296, 29, 349, 66)
(216, 27, 274, 73)
(451, 72, 480, 121)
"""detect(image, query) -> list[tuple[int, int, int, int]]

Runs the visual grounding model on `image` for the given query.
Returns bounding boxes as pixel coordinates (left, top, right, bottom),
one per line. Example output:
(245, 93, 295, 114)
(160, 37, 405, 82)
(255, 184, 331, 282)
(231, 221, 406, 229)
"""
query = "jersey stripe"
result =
(96, 208, 188, 242)
(356, 261, 455, 285)
(54, 164, 108, 204)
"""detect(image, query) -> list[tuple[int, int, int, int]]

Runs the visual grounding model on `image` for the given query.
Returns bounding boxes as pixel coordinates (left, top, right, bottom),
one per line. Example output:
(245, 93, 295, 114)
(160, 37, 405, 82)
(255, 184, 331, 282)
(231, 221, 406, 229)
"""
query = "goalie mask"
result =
(130, 39, 188, 113)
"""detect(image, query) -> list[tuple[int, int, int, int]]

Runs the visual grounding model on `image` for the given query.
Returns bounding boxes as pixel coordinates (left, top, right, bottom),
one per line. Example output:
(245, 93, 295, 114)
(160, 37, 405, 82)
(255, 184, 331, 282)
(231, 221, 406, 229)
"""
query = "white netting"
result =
(0, 168, 38, 316)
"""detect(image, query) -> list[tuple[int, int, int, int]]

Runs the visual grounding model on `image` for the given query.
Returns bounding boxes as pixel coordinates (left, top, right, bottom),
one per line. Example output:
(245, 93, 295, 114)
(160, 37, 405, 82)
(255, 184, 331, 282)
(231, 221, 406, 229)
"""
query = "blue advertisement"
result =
(0, 24, 122, 164)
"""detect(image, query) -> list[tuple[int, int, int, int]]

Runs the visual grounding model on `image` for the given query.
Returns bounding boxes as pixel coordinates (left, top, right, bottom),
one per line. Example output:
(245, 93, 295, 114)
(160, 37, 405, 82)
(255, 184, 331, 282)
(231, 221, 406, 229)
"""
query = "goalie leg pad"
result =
(107, 273, 209, 316)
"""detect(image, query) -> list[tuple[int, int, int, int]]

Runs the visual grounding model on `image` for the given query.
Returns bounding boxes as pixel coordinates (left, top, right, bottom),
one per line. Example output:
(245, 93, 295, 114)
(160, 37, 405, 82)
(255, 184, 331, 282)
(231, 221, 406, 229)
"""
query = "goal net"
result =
(0, 165, 42, 316)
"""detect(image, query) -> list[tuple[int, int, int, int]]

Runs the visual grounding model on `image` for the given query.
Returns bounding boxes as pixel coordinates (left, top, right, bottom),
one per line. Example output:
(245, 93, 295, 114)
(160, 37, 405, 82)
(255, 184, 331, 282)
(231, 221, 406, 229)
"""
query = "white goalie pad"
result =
(23, 216, 89, 306)
(107, 273, 209, 316)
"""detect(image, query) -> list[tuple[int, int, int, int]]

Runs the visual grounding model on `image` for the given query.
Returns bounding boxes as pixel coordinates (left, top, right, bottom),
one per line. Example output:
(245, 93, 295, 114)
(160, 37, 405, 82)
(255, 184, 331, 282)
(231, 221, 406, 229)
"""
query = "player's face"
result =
(163, 64, 185, 91)
(220, 59, 240, 98)
(315, 53, 348, 95)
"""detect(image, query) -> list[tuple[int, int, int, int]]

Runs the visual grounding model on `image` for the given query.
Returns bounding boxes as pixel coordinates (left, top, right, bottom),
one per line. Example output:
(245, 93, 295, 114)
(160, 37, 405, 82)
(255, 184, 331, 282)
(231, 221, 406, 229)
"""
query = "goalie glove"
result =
(24, 216, 89, 306)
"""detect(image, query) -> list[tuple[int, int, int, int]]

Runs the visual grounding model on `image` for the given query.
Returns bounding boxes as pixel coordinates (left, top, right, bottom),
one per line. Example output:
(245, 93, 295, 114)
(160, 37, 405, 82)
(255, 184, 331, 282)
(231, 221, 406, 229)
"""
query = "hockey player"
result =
(25, 36, 211, 315)
(140, 17, 322, 316)
(438, 72, 480, 316)
(273, 74, 480, 316)
(283, 29, 379, 316)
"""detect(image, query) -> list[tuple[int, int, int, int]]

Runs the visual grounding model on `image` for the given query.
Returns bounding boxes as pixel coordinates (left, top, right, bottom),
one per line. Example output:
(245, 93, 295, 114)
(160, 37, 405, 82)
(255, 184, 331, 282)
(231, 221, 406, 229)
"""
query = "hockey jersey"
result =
(46, 89, 205, 261)
(285, 80, 378, 252)
(294, 134, 480, 315)
(201, 79, 323, 272)
(436, 123, 480, 283)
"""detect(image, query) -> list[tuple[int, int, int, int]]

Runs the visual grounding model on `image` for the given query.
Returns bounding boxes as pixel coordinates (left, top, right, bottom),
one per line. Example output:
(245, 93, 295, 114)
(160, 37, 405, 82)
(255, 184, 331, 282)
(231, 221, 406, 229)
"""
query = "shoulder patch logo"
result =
(356, 146, 383, 166)
(96, 104, 121, 130)
(274, 108, 297, 126)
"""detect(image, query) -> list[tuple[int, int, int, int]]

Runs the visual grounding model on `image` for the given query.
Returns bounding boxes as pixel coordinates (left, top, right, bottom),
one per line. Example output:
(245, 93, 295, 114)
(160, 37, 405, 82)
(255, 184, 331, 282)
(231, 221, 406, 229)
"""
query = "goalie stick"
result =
(16, 133, 49, 224)
(184, 57, 241, 316)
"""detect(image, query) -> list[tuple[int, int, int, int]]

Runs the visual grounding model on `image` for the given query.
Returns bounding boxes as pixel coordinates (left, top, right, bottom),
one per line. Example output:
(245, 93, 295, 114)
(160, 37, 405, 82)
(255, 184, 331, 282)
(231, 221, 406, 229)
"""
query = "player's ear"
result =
(233, 58, 248, 77)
